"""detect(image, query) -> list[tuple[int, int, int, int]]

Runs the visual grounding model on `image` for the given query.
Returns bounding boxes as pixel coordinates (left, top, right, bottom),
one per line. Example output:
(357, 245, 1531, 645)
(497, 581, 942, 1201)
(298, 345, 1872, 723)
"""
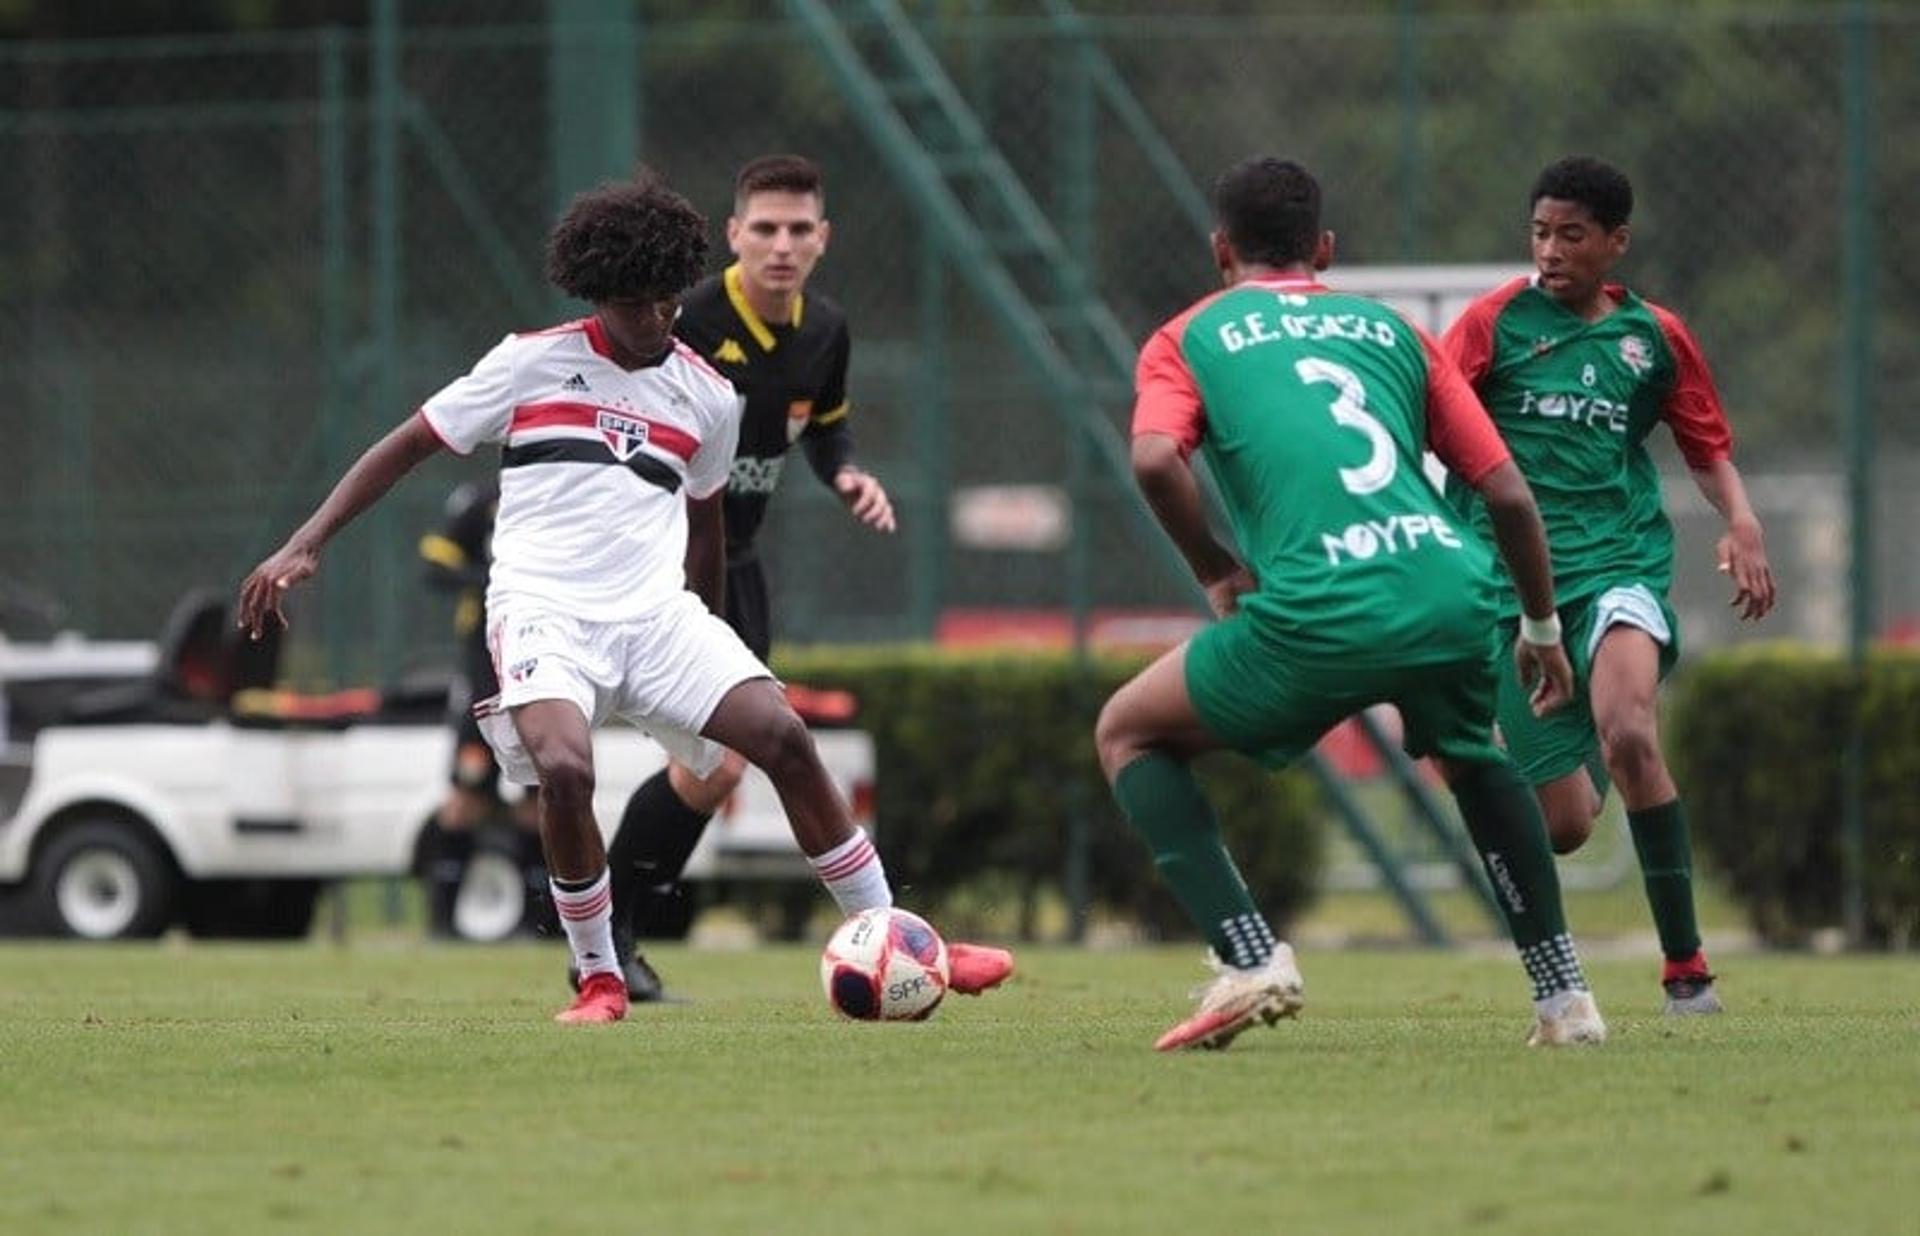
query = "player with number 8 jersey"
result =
(1443, 156, 1778, 1015)
(1442, 265, 1715, 622)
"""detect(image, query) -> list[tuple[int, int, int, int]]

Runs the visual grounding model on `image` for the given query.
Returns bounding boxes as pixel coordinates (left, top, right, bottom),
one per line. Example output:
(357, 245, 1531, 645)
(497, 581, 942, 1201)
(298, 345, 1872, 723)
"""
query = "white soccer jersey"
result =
(419, 316, 742, 621)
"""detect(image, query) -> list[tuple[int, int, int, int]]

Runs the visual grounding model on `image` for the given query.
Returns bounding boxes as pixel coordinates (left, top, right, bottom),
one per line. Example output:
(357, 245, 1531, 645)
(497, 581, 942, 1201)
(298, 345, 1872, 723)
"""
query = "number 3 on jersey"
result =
(1296, 357, 1395, 496)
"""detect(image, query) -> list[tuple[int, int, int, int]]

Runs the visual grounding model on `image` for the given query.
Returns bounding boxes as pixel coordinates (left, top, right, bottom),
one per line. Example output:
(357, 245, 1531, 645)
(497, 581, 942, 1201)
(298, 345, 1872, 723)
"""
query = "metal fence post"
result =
(1840, 0, 1876, 948)
(320, 26, 353, 687)
(913, 228, 951, 638)
(908, 0, 953, 640)
(547, 0, 639, 219)
(369, 0, 403, 685)
(1394, 0, 1425, 261)
(1055, 9, 1099, 941)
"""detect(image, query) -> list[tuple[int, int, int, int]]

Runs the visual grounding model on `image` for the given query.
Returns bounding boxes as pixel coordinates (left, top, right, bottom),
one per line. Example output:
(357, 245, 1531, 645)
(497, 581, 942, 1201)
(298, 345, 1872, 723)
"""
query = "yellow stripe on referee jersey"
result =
(418, 533, 467, 570)
(723, 263, 802, 352)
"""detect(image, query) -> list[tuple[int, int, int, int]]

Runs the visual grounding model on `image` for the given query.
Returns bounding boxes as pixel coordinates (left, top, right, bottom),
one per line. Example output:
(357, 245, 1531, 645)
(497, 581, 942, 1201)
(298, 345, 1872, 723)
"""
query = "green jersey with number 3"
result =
(1133, 278, 1517, 666)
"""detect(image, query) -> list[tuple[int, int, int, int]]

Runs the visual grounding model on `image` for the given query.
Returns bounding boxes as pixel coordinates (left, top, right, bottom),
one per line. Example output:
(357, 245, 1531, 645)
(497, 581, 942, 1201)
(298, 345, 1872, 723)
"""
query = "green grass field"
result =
(2, 944, 1916, 1235)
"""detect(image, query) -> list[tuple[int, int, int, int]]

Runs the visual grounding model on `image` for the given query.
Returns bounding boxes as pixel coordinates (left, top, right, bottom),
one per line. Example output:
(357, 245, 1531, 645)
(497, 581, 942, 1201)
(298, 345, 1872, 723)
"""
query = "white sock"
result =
(550, 869, 620, 982)
(809, 828, 893, 915)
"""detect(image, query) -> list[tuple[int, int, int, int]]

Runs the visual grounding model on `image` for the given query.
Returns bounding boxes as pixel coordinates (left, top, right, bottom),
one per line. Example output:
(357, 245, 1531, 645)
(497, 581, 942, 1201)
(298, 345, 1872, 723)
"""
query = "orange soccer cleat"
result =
(946, 941, 1016, 995)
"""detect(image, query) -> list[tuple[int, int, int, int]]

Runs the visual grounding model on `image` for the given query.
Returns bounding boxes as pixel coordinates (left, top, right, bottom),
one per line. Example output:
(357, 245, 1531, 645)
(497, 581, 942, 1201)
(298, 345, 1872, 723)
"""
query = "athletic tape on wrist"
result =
(1520, 612, 1563, 646)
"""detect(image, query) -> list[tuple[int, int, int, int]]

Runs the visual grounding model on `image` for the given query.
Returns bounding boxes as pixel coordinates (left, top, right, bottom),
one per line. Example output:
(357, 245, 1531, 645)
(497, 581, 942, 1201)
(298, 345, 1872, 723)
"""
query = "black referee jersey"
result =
(672, 263, 856, 556)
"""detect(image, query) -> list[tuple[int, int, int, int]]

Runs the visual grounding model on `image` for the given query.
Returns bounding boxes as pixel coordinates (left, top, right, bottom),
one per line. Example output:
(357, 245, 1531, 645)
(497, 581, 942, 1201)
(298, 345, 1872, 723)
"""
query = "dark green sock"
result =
(1111, 753, 1274, 968)
(1448, 757, 1569, 947)
(1450, 757, 1587, 998)
(1627, 798, 1702, 962)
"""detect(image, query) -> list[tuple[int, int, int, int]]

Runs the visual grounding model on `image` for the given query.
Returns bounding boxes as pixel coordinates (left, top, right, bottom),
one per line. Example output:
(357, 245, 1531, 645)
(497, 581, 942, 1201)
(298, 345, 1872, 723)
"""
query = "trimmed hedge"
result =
(1666, 646, 1920, 948)
(772, 645, 1324, 940)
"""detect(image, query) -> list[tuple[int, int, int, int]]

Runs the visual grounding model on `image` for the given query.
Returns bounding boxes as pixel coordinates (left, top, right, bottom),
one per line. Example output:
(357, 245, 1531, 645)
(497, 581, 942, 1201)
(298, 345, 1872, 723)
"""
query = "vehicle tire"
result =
(452, 833, 530, 942)
(184, 879, 321, 940)
(32, 819, 177, 939)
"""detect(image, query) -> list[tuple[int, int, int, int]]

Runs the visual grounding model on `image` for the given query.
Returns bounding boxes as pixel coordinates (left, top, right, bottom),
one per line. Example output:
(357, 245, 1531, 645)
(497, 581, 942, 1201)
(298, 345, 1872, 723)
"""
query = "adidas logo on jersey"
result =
(563, 373, 590, 392)
(714, 339, 748, 365)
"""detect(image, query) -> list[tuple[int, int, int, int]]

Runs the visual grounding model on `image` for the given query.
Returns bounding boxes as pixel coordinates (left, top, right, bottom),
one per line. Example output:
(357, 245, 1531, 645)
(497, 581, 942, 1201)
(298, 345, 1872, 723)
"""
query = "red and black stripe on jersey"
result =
(497, 398, 704, 493)
(502, 438, 682, 493)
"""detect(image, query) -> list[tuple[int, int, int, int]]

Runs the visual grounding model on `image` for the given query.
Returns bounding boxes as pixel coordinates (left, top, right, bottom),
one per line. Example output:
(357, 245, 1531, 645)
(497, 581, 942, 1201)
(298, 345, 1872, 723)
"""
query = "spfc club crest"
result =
(597, 409, 650, 461)
(1619, 335, 1654, 376)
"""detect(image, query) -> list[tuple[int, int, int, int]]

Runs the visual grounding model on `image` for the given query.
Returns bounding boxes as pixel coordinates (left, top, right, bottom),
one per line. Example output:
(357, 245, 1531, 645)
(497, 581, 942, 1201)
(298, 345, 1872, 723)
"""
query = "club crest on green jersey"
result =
(1619, 335, 1654, 376)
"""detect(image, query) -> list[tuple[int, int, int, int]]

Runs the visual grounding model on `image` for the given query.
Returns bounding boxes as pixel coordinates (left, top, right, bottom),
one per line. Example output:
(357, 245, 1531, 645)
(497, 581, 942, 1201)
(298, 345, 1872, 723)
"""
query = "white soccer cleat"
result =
(1661, 968, 1724, 1016)
(1527, 988, 1607, 1047)
(1154, 944, 1305, 1052)
(1662, 982, 1724, 1016)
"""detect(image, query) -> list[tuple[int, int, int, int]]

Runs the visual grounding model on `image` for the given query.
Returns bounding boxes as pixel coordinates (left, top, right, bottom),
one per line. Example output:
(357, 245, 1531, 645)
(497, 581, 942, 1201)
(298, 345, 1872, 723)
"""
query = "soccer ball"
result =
(819, 906, 951, 1022)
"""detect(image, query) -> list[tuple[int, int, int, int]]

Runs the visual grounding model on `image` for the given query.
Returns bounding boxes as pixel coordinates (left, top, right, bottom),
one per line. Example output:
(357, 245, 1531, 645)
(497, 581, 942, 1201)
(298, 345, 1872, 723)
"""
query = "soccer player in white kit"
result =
(238, 172, 1012, 1023)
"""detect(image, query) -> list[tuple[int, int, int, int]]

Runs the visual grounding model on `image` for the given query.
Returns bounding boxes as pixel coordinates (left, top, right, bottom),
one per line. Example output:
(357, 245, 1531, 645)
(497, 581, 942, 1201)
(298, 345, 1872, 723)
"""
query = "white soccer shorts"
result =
(474, 590, 772, 786)
(1587, 582, 1673, 662)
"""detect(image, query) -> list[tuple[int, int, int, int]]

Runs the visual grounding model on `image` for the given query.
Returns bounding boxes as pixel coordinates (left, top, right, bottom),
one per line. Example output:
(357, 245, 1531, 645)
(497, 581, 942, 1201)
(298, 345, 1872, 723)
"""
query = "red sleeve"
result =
(1132, 322, 1205, 458)
(1417, 326, 1510, 485)
(1649, 304, 1734, 468)
(1440, 279, 1524, 391)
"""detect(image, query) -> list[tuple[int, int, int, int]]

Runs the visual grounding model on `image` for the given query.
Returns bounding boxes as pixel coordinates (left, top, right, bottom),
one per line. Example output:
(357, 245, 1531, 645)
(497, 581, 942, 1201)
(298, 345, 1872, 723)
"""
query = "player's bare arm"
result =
(685, 490, 727, 617)
(832, 464, 895, 533)
(1130, 432, 1252, 617)
(800, 413, 891, 531)
(237, 413, 444, 639)
(1471, 461, 1574, 716)
(1690, 458, 1776, 621)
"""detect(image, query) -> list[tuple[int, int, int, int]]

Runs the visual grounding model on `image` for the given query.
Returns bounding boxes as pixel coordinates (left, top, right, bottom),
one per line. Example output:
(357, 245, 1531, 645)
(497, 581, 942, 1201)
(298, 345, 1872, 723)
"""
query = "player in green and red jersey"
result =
(1443, 156, 1777, 1015)
(1097, 156, 1605, 1051)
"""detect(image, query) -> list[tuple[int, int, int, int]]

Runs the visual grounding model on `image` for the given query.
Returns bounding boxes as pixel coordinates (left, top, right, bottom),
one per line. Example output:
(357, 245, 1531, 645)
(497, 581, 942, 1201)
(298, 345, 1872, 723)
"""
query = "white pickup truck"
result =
(0, 593, 873, 942)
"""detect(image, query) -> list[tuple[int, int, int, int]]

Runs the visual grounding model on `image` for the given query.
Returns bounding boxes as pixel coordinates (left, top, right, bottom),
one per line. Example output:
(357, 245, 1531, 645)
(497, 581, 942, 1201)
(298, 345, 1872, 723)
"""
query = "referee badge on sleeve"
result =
(786, 399, 814, 443)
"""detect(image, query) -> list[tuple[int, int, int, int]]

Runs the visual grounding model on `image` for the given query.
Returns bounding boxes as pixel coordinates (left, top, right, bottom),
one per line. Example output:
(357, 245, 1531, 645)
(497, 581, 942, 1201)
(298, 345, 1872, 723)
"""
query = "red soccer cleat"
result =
(555, 971, 629, 1024)
(947, 941, 1015, 995)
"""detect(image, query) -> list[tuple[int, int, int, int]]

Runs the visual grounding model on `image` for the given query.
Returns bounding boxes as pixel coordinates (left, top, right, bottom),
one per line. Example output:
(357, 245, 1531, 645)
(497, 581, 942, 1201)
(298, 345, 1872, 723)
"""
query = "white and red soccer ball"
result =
(819, 907, 951, 1021)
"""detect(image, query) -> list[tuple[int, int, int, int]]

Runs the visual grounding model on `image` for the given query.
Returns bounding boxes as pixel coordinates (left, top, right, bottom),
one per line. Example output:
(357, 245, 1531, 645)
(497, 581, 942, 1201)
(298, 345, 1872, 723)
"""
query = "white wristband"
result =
(1519, 612, 1563, 646)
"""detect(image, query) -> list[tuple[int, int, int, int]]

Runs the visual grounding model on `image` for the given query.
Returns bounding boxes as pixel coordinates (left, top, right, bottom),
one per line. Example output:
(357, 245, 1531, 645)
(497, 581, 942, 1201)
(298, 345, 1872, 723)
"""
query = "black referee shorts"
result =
(724, 555, 772, 661)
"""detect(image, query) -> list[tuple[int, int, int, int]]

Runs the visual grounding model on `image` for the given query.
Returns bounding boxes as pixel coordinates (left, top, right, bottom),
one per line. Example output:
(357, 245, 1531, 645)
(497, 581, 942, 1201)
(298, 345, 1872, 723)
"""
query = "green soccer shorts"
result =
(1185, 612, 1503, 770)
(1494, 580, 1682, 787)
